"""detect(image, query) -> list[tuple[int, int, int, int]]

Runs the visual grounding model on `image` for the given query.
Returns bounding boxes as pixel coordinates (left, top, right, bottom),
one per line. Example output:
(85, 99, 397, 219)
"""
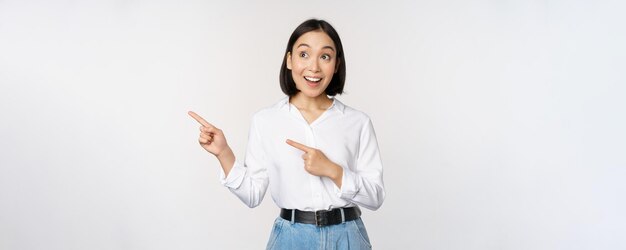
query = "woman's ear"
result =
(286, 52, 292, 70)
(335, 59, 340, 73)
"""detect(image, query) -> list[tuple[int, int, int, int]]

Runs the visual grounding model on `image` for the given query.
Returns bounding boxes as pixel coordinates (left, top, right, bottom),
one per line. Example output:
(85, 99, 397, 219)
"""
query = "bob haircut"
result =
(279, 19, 346, 97)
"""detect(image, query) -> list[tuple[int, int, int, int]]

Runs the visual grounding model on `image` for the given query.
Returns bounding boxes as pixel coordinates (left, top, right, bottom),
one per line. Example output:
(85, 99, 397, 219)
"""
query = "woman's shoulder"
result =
(334, 98, 372, 122)
(250, 96, 290, 120)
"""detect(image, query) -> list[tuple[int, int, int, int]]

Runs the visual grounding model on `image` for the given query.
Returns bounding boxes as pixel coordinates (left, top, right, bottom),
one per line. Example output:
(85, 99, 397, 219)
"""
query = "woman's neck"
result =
(289, 93, 333, 111)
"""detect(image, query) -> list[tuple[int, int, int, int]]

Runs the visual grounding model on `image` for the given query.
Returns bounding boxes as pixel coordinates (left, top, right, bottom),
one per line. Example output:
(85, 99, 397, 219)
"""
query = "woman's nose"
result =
(308, 59, 320, 72)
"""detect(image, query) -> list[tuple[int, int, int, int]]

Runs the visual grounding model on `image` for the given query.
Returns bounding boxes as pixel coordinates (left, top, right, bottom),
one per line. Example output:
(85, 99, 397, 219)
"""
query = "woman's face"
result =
(287, 30, 338, 98)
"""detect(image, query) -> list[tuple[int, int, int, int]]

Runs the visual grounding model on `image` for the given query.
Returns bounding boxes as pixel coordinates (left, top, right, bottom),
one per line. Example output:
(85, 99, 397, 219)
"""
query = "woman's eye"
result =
(299, 52, 308, 58)
(321, 54, 331, 60)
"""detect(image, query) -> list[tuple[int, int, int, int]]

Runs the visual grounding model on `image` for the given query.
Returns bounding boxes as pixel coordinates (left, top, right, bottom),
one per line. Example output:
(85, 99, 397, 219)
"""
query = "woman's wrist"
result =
(216, 147, 235, 176)
(328, 163, 343, 188)
(216, 146, 233, 159)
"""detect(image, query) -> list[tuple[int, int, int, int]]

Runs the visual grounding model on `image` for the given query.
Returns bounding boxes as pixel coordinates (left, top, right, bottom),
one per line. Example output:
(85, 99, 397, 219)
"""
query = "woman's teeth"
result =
(304, 76, 321, 82)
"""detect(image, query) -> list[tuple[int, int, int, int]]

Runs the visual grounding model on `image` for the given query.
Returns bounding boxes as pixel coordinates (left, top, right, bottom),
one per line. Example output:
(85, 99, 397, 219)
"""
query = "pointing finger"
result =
(286, 139, 312, 152)
(188, 111, 214, 128)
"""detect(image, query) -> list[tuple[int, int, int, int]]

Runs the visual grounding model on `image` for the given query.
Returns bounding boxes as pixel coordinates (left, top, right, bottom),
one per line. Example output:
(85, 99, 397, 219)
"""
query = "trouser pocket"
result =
(350, 218, 372, 248)
(266, 217, 284, 250)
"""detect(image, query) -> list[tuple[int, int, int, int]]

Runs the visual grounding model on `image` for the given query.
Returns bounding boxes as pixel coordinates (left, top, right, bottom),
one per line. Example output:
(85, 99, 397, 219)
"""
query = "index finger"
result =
(188, 111, 214, 128)
(286, 139, 312, 152)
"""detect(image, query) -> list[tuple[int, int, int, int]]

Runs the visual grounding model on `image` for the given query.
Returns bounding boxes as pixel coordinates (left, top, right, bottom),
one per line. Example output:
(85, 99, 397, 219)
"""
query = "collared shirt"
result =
(219, 97, 385, 211)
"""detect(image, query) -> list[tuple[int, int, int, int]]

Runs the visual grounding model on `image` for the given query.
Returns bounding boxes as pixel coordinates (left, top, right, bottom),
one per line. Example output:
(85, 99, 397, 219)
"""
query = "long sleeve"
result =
(335, 118, 386, 210)
(219, 116, 269, 208)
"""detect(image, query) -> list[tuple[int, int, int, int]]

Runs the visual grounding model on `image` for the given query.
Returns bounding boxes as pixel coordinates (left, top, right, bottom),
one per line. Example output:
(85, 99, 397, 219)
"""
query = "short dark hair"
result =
(279, 19, 346, 96)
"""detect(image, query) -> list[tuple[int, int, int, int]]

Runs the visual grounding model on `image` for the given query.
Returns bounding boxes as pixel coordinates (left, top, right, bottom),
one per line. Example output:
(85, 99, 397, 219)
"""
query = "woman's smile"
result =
(304, 76, 322, 82)
(304, 76, 323, 87)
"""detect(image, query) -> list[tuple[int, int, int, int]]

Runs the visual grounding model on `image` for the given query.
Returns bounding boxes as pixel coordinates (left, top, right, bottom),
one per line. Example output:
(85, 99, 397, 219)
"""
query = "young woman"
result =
(189, 19, 385, 249)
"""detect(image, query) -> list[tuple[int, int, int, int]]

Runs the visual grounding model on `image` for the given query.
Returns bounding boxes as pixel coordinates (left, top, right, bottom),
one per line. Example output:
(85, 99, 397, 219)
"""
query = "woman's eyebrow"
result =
(296, 43, 311, 49)
(322, 46, 335, 52)
(296, 43, 335, 52)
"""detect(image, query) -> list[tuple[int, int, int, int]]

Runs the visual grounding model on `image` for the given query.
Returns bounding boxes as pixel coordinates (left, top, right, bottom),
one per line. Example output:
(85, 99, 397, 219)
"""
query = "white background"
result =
(1, 0, 625, 249)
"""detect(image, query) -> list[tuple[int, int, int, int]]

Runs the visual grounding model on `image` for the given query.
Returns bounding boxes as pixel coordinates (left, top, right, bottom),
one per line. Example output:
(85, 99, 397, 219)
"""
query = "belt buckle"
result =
(314, 210, 321, 227)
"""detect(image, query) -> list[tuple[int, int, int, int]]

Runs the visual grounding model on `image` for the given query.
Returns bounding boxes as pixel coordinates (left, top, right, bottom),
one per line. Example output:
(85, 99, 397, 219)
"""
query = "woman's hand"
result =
(188, 111, 230, 157)
(189, 111, 235, 176)
(286, 139, 343, 188)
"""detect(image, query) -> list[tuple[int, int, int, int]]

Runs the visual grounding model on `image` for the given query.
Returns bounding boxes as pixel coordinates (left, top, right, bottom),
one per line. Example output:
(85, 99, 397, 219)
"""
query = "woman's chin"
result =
(298, 89, 326, 98)
(294, 86, 325, 98)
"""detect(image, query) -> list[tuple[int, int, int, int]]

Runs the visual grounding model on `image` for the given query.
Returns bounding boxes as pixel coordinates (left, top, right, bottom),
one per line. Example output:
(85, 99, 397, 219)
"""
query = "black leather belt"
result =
(280, 207, 361, 227)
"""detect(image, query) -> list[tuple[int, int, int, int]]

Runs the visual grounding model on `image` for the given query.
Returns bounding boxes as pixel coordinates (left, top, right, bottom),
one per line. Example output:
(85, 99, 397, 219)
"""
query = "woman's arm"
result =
(336, 119, 386, 210)
(220, 116, 270, 208)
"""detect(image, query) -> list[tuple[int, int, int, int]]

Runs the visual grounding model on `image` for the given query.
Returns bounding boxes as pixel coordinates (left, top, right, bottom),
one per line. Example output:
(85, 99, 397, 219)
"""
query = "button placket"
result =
(305, 125, 324, 209)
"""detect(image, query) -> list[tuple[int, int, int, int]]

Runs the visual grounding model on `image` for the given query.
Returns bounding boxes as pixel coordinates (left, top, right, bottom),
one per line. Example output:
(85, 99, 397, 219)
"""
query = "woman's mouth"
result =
(304, 76, 322, 87)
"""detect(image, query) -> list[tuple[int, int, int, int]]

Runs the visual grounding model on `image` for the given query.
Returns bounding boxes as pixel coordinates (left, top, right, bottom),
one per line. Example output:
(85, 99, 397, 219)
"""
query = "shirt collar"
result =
(279, 96, 345, 114)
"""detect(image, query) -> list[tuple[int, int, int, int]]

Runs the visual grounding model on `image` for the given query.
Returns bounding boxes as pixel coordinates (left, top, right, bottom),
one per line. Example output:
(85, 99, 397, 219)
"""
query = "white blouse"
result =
(219, 97, 385, 211)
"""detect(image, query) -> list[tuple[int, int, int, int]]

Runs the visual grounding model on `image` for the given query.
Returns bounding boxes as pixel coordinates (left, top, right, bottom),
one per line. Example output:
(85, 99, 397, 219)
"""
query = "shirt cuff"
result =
(219, 160, 246, 189)
(335, 168, 360, 200)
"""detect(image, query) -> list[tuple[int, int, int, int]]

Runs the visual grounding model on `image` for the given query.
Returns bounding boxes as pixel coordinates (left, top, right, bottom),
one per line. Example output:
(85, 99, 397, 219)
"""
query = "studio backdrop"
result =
(1, 0, 625, 249)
